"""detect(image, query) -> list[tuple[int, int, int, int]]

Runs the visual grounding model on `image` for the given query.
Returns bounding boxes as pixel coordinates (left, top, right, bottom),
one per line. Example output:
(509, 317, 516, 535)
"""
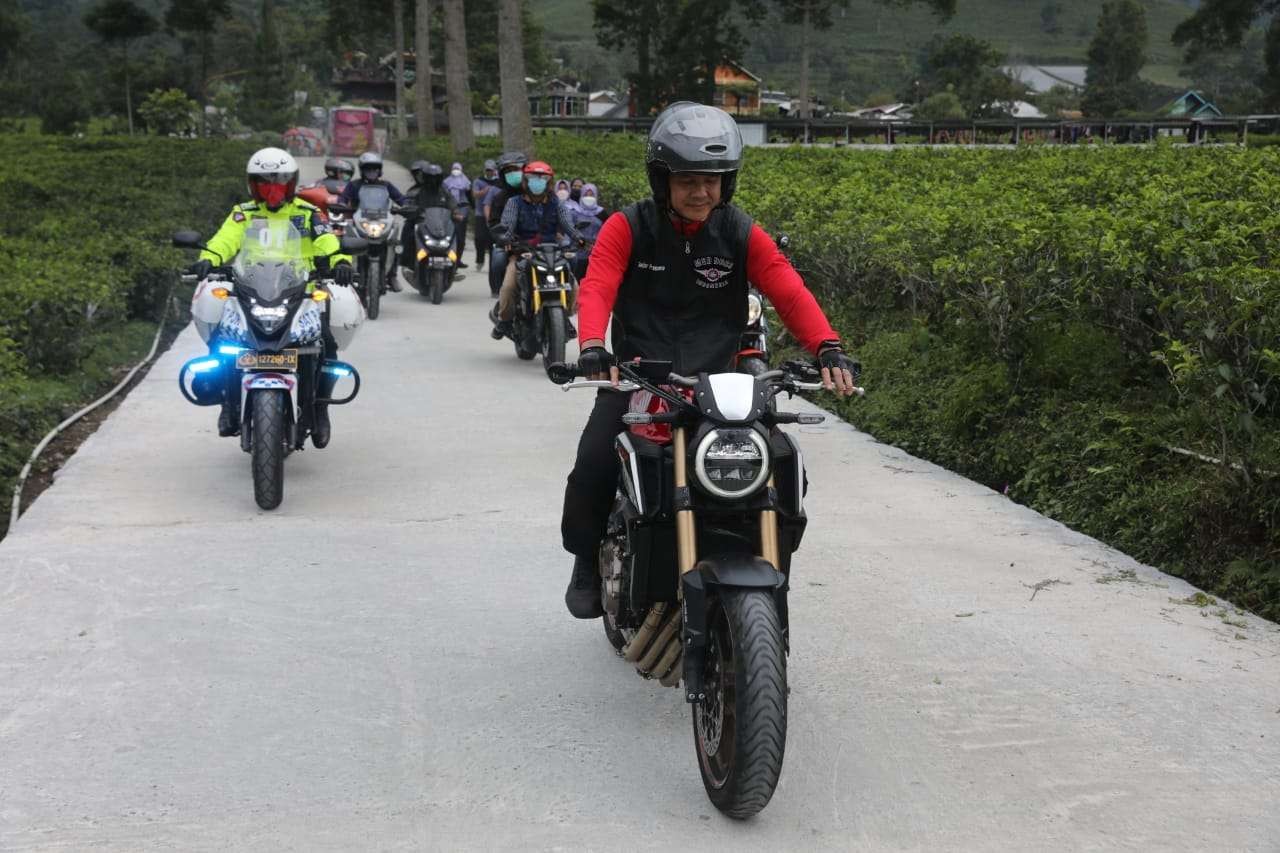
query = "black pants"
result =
(561, 390, 632, 557)
(474, 214, 492, 263)
(454, 212, 468, 258)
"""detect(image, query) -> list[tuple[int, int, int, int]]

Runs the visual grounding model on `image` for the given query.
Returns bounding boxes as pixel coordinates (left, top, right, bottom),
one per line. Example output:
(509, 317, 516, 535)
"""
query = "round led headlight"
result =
(747, 293, 763, 325)
(359, 220, 387, 238)
(694, 428, 771, 500)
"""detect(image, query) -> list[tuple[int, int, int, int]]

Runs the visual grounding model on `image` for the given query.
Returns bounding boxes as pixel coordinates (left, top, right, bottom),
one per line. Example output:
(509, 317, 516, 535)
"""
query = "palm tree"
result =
(498, 0, 533, 153)
(443, 0, 475, 151)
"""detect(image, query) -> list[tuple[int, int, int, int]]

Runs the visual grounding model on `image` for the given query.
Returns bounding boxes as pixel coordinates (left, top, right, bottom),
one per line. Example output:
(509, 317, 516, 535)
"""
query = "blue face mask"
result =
(527, 177, 549, 195)
(504, 171, 523, 188)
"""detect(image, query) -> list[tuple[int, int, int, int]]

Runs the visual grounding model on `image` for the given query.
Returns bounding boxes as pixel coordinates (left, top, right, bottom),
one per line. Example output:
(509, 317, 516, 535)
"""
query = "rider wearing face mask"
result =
(488, 161, 585, 338)
(570, 177, 585, 203)
(442, 161, 471, 269)
(558, 103, 861, 618)
(486, 150, 528, 297)
(336, 150, 410, 292)
(187, 147, 353, 443)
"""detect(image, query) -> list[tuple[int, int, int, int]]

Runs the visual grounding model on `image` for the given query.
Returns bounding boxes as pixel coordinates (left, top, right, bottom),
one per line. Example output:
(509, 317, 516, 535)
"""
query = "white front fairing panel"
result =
(707, 373, 757, 421)
(191, 279, 231, 343)
(288, 301, 323, 345)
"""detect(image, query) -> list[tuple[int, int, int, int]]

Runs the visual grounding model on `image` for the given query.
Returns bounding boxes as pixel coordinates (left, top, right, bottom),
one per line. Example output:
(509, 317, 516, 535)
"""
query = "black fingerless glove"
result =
(187, 259, 213, 279)
(818, 343, 861, 378)
(578, 346, 615, 377)
(314, 255, 332, 276)
(333, 262, 353, 286)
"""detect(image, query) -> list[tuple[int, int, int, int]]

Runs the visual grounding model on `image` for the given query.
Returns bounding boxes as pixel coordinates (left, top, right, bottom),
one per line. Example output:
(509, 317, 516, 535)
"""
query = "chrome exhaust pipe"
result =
(623, 603, 667, 663)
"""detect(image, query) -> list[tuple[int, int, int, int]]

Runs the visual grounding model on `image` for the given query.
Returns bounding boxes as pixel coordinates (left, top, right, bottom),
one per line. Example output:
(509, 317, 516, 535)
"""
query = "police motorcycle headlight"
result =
(357, 217, 387, 238)
(249, 303, 289, 332)
(693, 428, 771, 500)
(747, 293, 763, 326)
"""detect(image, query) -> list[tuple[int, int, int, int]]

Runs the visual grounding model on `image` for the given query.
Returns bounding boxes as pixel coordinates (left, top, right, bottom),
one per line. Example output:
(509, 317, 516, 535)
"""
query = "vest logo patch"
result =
(694, 256, 734, 288)
(636, 261, 666, 272)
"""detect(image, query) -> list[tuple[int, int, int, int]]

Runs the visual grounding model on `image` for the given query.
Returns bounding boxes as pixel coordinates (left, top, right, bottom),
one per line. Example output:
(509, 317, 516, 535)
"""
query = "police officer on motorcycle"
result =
(186, 147, 353, 446)
(559, 103, 862, 618)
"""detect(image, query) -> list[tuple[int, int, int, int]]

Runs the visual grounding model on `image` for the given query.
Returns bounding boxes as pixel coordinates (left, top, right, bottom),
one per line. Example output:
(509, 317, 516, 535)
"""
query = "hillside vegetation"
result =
(530, 0, 1197, 100)
(401, 132, 1280, 618)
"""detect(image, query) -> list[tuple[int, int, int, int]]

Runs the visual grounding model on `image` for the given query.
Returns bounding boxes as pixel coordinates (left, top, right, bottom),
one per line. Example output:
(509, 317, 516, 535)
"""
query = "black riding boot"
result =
(565, 554, 604, 619)
(312, 372, 338, 449)
(217, 399, 240, 437)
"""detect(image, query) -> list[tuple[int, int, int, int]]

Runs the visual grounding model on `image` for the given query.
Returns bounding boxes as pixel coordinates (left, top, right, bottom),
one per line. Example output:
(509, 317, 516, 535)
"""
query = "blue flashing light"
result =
(325, 365, 352, 377)
(217, 344, 246, 355)
(189, 358, 221, 374)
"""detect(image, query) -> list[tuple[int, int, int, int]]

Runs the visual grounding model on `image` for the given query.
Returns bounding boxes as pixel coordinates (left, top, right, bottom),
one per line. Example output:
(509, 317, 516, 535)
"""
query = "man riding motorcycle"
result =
(337, 151, 409, 293)
(485, 150, 528, 297)
(186, 147, 353, 446)
(399, 160, 457, 277)
(559, 102, 861, 618)
(488, 160, 585, 339)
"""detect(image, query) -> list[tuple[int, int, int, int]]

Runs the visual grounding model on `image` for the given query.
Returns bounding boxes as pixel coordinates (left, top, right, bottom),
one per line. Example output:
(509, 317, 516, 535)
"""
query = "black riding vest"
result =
(614, 199, 753, 375)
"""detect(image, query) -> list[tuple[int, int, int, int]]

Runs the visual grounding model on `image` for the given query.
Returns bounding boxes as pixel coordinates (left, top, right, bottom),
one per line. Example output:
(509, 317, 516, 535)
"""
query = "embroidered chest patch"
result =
(693, 256, 734, 288)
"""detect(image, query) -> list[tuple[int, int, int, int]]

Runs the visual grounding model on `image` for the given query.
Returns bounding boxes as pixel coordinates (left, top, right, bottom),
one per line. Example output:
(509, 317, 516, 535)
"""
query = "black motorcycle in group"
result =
(492, 228, 580, 369)
(411, 206, 458, 305)
(548, 357, 862, 819)
(330, 185, 416, 321)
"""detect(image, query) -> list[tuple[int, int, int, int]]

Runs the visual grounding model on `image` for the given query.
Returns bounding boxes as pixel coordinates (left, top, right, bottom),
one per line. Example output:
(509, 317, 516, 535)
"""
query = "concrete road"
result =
(2, 159, 1278, 851)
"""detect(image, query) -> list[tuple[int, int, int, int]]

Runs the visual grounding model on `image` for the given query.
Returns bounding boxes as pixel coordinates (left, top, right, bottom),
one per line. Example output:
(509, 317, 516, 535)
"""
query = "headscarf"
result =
(573, 182, 604, 241)
(443, 161, 470, 205)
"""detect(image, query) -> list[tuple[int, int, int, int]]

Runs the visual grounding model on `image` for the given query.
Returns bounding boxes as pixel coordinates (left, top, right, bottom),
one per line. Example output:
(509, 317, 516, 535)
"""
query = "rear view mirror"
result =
(172, 230, 204, 249)
(776, 233, 791, 251)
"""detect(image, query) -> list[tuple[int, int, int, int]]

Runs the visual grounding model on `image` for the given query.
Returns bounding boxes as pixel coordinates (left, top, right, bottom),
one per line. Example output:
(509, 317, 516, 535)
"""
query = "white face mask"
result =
(451, 168, 462, 177)
(556, 189, 570, 202)
(580, 195, 598, 210)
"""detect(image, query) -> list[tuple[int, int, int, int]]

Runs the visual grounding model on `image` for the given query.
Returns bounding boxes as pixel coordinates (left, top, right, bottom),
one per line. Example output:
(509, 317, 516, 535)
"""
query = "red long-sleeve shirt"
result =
(577, 211, 839, 354)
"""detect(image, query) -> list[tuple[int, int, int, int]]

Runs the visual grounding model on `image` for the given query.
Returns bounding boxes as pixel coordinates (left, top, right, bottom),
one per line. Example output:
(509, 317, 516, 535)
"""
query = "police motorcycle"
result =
(491, 223, 579, 369)
(547, 357, 863, 819)
(173, 221, 365, 510)
(329, 185, 416, 321)
(411, 206, 457, 305)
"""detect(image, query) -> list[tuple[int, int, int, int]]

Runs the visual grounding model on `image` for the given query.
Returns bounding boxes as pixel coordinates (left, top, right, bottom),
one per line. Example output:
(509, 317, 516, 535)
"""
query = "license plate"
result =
(236, 349, 298, 371)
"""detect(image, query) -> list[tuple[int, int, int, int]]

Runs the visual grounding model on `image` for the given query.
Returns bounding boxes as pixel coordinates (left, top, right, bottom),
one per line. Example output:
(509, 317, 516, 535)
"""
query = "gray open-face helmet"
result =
(645, 102, 744, 207)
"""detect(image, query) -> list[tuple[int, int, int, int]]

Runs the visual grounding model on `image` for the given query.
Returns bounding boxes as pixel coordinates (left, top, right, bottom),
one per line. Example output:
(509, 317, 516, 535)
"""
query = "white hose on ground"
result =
(8, 292, 174, 530)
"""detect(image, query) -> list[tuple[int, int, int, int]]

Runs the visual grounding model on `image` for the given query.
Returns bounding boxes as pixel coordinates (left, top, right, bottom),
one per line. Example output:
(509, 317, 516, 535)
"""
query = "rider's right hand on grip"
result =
(186, 259, 213, 280)
(578, 346, 615, 381)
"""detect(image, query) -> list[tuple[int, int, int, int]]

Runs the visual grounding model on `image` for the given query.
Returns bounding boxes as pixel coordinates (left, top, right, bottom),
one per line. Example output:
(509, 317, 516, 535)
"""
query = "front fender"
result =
(690, 553, 786, 590)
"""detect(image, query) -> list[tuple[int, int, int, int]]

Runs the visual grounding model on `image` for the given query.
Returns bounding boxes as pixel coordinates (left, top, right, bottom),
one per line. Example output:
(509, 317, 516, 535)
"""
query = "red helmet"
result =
(523, 160, 554, 178)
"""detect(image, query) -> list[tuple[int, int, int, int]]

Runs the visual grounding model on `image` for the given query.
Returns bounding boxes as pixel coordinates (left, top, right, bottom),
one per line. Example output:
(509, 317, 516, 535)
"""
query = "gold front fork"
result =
(673, 427, 698, 575)
(760, 476, 780, 568)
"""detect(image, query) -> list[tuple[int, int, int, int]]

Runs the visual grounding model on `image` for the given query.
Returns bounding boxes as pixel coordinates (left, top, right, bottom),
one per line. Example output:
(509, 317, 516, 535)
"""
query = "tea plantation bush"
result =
(403, 134, 1280, 616)
(0, 135, 255, 534)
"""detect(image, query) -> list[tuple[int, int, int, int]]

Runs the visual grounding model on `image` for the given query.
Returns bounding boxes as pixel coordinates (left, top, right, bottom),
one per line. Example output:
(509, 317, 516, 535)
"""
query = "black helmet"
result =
(412, 160, 444, 193)
(645, 102, 744, 206)
(323, 157, 346, 179)
(496, 150, 527, 171)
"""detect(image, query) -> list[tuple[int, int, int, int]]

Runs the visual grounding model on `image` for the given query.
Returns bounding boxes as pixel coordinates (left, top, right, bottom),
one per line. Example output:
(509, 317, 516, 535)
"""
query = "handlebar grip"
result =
(180, 274, 198, 284)
(546, 362, 579, 385)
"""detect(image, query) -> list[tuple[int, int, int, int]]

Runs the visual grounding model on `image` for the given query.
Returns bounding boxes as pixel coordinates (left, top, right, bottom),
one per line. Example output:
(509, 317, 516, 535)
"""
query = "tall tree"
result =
(1173, 0, 1280, 109)
(414, 0, 433, 137)
(592, 0, 661, 114)
(165, 0, 231, 137)
(83, 0, 158, 134)
(498, 0, 532, 152)
(240, 0, 293, 131)
(393, 0, 407, 139)
(1083, 0, 1148, 116)
(443, 0, 474, 150)
(910, 34, 1023, 117)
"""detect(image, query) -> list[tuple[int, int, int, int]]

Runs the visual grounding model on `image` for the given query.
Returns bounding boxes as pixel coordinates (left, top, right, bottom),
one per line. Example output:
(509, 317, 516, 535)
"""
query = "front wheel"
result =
(250, 390, 288, 510)
(367, 257, 382, 320)
(541, 304, 566, 370)
(431, 268, 444, 304)
(693, 588, 787, 819)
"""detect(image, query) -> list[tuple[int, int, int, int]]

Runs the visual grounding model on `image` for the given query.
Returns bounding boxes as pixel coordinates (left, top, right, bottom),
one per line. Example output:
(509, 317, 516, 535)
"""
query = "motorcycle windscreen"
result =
(233, 219, 310, 303)
(419, 206, 454, 240)
(357, 184, 391, 217)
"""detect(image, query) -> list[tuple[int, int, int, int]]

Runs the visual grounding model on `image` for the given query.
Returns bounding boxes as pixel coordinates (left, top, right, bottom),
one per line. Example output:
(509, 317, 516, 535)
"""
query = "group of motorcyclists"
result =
(183, 101, 860, 618)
